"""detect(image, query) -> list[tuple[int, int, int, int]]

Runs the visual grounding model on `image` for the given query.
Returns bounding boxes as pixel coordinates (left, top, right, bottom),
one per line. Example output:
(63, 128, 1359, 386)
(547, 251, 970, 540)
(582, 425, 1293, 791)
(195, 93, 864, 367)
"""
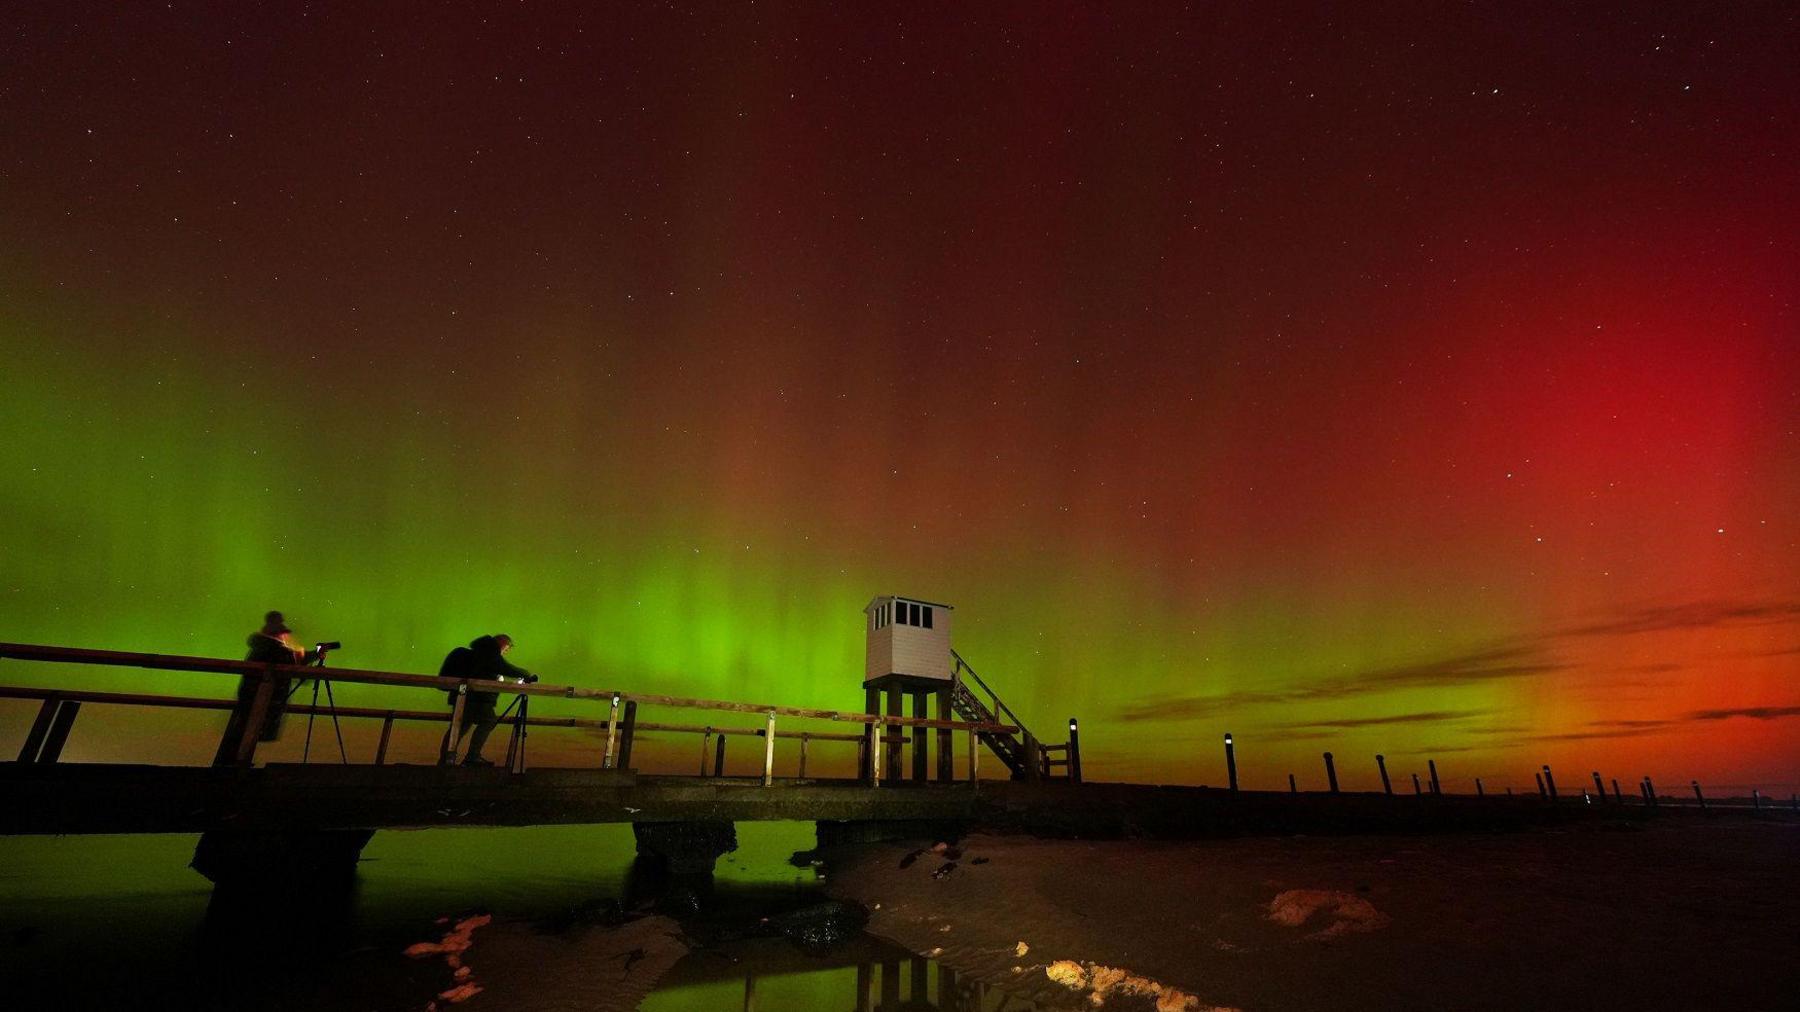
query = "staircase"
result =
(949, 650, 1075, 781)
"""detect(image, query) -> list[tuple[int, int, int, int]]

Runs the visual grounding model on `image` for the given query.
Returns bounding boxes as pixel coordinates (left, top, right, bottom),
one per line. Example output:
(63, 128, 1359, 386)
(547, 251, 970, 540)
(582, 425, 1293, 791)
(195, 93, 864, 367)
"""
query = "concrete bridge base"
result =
(190, 828, 376, 889)
(631, 819, 738, 876)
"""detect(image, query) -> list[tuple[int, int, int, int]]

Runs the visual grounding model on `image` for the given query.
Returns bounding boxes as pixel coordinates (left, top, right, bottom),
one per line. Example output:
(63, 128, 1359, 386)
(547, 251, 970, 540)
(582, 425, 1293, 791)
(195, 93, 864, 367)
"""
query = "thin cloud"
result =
(1687, 705, 1800, 721)
(1113, 595, 1800, 725)
(1115, 645, 1561, 723)
(1278, 709, 1488, 730)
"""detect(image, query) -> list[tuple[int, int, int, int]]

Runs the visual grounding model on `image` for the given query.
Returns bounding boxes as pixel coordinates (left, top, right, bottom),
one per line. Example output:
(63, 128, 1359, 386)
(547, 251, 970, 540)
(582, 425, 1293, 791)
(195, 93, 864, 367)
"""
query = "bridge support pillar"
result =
(191, 828, 375, 890)
(632, 820, 738, 876)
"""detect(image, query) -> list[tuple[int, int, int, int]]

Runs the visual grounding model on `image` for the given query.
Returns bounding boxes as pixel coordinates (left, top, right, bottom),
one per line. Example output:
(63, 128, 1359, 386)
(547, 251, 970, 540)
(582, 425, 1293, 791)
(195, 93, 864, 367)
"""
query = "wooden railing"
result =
(0, 642, 1016, 786)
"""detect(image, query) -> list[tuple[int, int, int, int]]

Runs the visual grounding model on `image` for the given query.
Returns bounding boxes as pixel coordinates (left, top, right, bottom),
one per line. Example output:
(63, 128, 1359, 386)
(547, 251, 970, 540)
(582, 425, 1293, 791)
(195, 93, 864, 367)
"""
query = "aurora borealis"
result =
(1, 3, 1795, 792)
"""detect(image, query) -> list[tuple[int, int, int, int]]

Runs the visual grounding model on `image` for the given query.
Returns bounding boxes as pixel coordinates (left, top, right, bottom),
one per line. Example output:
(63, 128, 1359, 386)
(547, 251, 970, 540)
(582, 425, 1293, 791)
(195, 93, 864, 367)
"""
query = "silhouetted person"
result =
(442, 633, 534, 766)
(212, 611, 320, 765)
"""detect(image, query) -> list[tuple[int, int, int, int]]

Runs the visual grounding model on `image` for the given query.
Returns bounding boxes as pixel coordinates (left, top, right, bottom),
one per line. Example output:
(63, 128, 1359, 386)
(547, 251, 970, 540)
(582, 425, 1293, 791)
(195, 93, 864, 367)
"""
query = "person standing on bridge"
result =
(441, 633, 536, 766)
(212, 611, 322, 765)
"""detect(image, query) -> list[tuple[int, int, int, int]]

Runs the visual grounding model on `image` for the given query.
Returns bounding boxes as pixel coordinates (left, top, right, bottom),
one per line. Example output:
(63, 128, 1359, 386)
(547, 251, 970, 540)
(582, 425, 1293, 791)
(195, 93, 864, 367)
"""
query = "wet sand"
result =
(823, 818, 1799, 1011)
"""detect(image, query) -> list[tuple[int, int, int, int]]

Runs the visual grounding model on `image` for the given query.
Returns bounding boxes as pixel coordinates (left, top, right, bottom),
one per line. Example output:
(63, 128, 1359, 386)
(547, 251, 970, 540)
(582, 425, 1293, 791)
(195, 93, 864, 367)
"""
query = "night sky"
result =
(2, 3, 1795, 790)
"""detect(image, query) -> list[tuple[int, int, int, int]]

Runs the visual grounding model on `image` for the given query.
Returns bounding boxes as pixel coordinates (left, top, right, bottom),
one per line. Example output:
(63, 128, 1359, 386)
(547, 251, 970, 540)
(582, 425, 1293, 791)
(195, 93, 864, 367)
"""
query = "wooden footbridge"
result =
(0, 640, 1092, 882)
(1, 641, 1770, 888)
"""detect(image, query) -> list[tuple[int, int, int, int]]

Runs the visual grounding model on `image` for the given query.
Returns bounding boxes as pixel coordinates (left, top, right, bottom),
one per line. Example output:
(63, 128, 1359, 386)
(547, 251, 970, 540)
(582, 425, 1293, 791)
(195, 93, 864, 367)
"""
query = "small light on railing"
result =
(1069, 719, 1078, 731)
(1224, 732, 1233, 744)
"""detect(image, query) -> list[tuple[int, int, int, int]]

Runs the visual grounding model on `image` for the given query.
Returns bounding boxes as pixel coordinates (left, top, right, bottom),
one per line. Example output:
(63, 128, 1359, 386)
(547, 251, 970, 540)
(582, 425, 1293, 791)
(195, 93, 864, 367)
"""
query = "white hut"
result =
(864, 595, 953, 684)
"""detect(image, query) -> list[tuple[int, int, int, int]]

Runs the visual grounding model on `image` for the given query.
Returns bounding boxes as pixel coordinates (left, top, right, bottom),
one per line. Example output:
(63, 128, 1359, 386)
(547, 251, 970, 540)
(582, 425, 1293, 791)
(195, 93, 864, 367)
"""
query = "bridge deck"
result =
(1, 760, 1737, 838)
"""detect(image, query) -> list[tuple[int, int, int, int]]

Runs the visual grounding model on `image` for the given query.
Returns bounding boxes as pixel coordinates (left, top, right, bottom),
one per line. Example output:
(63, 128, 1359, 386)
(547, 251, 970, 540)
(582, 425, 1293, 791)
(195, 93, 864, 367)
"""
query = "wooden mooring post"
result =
(1592, 771, 1606, 802)
(1288, 773, 1297, 794)
(617, 700, 637, 770)
(1224, 733, 1238, 792)
(1542, 765, 1559, 800)
(1066, 718, 1082, 784)
(1376, 753, 1392, 795)
(1323, 751, 1339, 793)
(1475, 776, 1484, 797)
(714, 733, 728, 777)
(1690, 780, 1706, 809)
(1427, 759, 1441, 795)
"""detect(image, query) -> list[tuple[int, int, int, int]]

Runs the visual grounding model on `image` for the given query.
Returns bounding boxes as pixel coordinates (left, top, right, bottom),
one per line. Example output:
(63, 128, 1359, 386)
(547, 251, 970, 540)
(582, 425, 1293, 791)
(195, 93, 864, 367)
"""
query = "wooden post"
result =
(441, 684, 468, 765)
(855, 962, 871, 1012)
(1690, 780, 1705, 809)
(762, 711, 777, 786)
(797, 732, 809, 779)
(714, 733, 728, 777)
(1324, 751, 1339, 793)
(1611, 778, 1622, 803)
(1288, 773, 1297, 793)
(234, 674, 278, 767)
(885, 685, 903, 783)
(1224, 732, 1238, 792)
(1427, 759, 1440, 795)
(1592, 771, 1606, 802)
(602, 694, 622, 769)
(909, 956, 928, 1003)
(1411, 772, 1422, 795)
(1021, 729, 1041, 781)
(743, 972, 754, 1012)
(968, 726, 978, 786)
(37, 701, 80, 763)
(936, 688, 954, 782)
(1542, 764, 1558, 800)
(617, 700, 638, 769)
(1644, 776, 1657, 807)
(1752, 788, 1761, 811)
(911, 691, 928, 783)
(374, 711, 396, 765)
(871, 719, 883, 787)
(1476, 777, 1485, 797)
(1067, 717, 1082, 784)
(1377, 754, 1392, 795)
(16, 696, 59, 762)
(700, 730, 713, 775)
(861, 685, 879, 784)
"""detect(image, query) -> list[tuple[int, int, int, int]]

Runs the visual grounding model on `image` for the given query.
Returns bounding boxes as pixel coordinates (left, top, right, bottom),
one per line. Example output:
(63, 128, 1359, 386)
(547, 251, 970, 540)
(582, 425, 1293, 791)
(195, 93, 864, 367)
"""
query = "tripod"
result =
(298, 648, 349, 764)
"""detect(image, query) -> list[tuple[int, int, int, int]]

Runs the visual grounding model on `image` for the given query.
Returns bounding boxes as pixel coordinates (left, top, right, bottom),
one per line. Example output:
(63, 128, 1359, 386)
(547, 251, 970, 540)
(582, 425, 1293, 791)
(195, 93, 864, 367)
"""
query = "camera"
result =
(315, 641, 342, 652)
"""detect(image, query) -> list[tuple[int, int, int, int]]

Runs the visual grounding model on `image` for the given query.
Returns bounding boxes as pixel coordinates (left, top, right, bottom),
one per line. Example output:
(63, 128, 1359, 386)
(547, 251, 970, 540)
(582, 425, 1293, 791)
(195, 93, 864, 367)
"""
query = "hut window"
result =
(922, 606, 933, 629)
(908, 602, 921, 625)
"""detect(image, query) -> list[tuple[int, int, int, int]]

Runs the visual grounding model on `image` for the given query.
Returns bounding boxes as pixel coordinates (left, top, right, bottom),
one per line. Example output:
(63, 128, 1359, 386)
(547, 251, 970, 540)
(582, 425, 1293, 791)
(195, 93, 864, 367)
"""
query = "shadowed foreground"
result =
(823, 820, 1799, 1011)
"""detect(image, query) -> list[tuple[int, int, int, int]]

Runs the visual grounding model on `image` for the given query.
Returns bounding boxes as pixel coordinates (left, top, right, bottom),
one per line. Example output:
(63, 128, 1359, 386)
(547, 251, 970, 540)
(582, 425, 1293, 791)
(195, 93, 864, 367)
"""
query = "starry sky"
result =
(1, 2, 1795, 791)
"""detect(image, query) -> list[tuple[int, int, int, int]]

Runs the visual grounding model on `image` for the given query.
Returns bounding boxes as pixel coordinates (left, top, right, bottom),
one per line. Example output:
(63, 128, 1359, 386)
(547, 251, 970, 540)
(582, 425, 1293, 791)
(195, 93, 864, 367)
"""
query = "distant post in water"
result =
(1592, 771, 1606, 802)
(1323, 751, 1339, 793)
(1611, 778, 1622, 803)
(1751, 788, 1761, 811)
(1067, 718, 1083, 784)
(1644, 776, 1657, 807)
(714, 733, 728, 778)
(1376, 754, 1393, 795)
(1427, 759, 1441, 795)
(1224, 733, 1238, 792)
(1542, 764, 1559, 800)
(1411, 772, 1422, 795)
(1535, 772, 1546, 798)
(1288, 773, 1297, 794)
(1475, 777, 1485, 797)
(1691, 780, 1706, 809)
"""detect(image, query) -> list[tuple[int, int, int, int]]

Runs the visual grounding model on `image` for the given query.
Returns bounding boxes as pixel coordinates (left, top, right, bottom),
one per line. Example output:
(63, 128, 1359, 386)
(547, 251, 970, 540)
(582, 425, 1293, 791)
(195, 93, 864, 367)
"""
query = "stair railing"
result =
(951, 649, 1034, 745)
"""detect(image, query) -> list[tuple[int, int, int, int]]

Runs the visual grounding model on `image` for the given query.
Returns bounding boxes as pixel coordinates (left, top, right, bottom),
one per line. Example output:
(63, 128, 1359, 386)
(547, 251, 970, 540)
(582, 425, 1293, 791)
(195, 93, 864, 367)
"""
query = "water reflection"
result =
(648, 944, 1049, 1012)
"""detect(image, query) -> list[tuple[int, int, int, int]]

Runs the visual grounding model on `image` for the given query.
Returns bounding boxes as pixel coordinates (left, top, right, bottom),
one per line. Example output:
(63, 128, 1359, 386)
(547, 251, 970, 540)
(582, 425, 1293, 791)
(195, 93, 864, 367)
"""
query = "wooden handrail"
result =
(951, 649, 1033, 739)
(0, 685, 869, 742)
(0, 642, 1016, 735)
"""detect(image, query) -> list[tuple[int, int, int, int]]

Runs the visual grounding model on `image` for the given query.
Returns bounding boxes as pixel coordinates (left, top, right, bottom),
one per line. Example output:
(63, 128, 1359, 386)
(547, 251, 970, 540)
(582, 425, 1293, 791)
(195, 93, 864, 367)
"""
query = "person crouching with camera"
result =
(441, 633, 536, 767)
